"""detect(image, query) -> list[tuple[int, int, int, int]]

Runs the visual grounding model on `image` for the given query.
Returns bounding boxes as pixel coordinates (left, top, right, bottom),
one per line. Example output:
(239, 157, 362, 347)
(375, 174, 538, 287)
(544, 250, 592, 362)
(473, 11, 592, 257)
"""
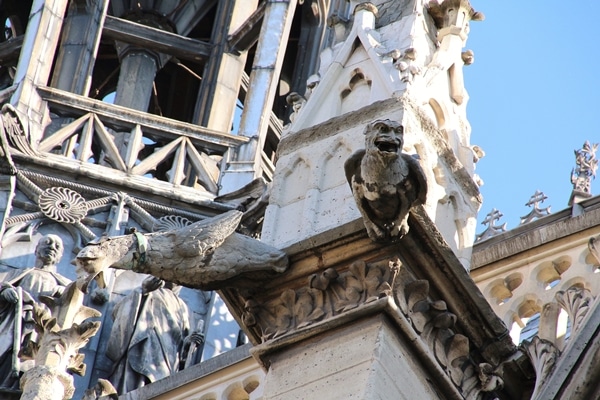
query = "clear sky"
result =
(464, 1, 600, 236)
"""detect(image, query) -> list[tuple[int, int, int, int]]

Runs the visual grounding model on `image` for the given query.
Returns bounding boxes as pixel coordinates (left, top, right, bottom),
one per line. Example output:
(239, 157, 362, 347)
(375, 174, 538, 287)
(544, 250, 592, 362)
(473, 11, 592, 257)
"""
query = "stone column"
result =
(194, 0, 259, 132)
(10, 0, 69, 143)
(219, 0, 298, 194)
(50, 0, 108, 96)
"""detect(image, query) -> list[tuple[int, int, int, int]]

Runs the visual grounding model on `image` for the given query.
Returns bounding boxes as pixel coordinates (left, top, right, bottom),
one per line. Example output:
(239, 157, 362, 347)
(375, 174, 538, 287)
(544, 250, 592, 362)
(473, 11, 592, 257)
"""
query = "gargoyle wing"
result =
(344, 149, 366, 186)
(173, 210, 243, 257)
(402, 153, 428, 205)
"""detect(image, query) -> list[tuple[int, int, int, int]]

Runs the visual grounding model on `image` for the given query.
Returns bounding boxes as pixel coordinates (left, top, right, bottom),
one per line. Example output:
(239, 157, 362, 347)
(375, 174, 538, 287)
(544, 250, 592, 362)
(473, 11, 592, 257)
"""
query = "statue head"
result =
(35, 234, 64, 269)
(364, 119, 404, 158)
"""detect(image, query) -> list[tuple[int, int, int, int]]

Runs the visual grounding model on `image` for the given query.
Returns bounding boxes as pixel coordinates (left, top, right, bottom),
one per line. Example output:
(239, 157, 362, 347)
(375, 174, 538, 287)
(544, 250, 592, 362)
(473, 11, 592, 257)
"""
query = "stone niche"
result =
(261, 96, 481, 270)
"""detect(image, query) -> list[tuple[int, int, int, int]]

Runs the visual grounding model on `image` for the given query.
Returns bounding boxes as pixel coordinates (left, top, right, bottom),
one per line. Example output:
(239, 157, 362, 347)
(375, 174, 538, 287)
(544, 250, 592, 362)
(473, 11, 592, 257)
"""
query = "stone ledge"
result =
(120, 344, 253, 400)
(472, 196, 600, 269)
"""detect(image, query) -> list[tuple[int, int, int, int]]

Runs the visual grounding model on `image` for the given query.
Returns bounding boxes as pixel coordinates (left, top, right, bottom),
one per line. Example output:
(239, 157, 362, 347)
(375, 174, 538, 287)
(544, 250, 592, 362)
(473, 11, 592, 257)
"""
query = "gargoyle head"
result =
(364, 119, 404, 158)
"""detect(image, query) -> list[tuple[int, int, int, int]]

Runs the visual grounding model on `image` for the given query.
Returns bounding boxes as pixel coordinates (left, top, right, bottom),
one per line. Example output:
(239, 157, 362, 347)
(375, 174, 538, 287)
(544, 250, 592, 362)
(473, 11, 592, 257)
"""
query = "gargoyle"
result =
(344, 119, 427, 242)
(73, 210, 288, 290)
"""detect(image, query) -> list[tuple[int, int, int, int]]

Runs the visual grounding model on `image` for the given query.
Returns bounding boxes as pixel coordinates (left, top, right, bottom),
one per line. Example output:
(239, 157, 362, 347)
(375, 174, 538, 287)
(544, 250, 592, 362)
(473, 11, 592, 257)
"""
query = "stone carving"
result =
(74, 210, 288, 290)
(152, 215, 192, 232)
(395, 277, 503, 398)
(521, 336, 559, 400)
(475, 208, 506, 242)
(461, 50, 475, 65)
(394, 48, 421, 83)
(344, 120, 428, 242)
(0, 234, 71, 391)
(570, 141, 599, 202)
(1, 103, 35, 157)
(81, 379, 118, 400)
(555, 286, 594, 336)
(38, 187, 89, 223)
(588, 234, 600, 267)
(520, 190, 551, 225)
(424, 1, 484, 104)
(286, 92, 306, 123)
(106, 276, 201, 394)
(19, 304, 100, 400)
(243, 259, 398, 341)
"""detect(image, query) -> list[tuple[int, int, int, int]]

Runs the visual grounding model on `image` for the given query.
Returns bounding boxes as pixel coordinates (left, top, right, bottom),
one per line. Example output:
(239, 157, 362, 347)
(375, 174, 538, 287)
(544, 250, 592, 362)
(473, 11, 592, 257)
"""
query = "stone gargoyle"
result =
(344, 119, 427, 242)
(73, 210, 288, 290)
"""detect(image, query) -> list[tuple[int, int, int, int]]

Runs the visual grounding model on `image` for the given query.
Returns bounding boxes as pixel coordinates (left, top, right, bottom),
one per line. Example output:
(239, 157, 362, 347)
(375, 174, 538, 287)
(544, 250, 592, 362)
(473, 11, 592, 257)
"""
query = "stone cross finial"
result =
(570, 141, 599, 205)
(475, 208, 507, 242)
(520, 190, 551, 225)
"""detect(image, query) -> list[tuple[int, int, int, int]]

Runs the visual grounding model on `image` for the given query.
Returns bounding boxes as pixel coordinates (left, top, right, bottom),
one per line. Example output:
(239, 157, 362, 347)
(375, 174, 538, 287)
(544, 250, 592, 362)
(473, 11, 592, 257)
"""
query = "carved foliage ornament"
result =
(243, 259, 398, 340)
(520, 336, 558, 400)
(396, 277, 503, 397)
(243, 258, 502, 398)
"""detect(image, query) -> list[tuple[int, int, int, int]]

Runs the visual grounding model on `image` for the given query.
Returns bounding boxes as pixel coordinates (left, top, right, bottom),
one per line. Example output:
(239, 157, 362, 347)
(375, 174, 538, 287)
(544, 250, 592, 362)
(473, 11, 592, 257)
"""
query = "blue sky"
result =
(464, 2, 600, 235)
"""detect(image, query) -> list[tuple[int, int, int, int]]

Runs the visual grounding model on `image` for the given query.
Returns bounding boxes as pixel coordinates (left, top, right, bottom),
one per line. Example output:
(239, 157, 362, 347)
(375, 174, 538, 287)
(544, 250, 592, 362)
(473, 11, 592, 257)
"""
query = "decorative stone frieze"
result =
(224, 209, 522, 398)
(242, 259, 398, 341)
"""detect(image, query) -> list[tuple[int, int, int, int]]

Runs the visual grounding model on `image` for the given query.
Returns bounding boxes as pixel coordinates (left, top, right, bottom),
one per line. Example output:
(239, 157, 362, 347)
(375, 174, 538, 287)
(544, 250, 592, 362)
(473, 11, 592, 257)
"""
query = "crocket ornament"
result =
(344, 119, 427, 242)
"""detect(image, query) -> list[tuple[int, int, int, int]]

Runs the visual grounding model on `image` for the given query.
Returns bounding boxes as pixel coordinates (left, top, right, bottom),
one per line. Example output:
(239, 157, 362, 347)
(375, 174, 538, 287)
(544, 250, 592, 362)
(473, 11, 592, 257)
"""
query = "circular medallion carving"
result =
(38, 187, 88, 223)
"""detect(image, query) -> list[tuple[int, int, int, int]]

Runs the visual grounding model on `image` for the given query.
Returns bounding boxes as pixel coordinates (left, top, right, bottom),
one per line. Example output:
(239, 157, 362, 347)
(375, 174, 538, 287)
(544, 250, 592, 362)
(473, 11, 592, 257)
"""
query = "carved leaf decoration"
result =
(405, 280, 430, 310)
(555, 286, 594, 335)
(67, 353, 87, 376)
(309, 268, 339, 291)
(296, 289, 324, 328)
(365, 259, 396, 300)
(521, 336, 559, 399)
(32, 303, 58, 334)
(445, 334, 470, 386)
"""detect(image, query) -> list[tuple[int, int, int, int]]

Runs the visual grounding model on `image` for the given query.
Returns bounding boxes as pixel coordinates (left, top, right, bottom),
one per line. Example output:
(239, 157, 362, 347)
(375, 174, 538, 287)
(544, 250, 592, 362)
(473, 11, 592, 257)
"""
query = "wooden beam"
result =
(102, 16, 212, 62)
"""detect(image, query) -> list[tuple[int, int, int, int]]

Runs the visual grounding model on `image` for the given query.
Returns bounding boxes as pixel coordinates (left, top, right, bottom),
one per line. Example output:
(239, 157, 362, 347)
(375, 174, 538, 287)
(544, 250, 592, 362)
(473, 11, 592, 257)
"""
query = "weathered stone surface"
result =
(74, 210, 288, 290)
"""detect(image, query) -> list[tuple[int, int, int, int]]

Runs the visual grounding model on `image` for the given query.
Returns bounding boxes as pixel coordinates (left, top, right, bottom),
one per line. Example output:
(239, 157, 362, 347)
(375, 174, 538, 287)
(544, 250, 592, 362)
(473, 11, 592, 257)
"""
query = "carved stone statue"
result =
(74, 210, 288, 290)
(106, 276, 200, 394)
(0, 234, 71, 391)
(344, 120, 428, 242)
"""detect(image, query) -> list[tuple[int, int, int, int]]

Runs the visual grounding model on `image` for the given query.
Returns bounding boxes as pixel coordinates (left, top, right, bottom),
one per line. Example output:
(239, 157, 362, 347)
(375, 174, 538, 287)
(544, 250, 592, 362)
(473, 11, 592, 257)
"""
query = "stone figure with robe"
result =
(0, 234, 71, 391)
(106, 276, 202, 394)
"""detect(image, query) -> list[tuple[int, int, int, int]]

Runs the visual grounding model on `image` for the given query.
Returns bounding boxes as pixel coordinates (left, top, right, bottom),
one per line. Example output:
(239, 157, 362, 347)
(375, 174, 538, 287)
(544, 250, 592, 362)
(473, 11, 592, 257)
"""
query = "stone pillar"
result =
(10, 0, 69, 143)
(50, 0, 108, 96)
(194, 0, 259, 133)
(219, 0, 298, 194)
(114, 50, 161, 111)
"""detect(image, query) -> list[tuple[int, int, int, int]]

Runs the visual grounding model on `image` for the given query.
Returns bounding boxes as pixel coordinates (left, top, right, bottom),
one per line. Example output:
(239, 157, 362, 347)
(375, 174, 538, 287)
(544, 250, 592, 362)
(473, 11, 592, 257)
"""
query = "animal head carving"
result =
(364, 119, 404, 158)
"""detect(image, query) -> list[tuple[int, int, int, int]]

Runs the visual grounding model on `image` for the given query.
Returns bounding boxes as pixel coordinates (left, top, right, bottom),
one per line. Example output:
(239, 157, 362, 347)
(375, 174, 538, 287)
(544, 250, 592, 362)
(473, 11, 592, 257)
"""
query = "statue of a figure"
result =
(0, 234, 70, 390)
(106, 276, 203, 394)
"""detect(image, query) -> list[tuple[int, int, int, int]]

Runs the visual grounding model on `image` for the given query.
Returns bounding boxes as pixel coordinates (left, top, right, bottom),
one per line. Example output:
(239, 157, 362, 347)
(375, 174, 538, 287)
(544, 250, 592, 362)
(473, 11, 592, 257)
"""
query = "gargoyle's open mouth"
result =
(375, 139, 399, 153)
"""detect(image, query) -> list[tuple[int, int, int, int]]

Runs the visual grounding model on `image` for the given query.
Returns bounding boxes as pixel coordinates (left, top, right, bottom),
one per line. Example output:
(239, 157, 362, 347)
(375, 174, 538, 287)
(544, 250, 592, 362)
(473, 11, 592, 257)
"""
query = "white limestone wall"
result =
(262, 99, 480, 270)
(473, 231, 600, 347)
(263, 3, 483, 269)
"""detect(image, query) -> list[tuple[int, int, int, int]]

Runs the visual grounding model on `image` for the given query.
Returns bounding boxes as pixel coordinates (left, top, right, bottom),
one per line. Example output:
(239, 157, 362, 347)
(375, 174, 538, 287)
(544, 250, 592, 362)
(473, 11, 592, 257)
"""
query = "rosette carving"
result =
(38, 187, 88, 223)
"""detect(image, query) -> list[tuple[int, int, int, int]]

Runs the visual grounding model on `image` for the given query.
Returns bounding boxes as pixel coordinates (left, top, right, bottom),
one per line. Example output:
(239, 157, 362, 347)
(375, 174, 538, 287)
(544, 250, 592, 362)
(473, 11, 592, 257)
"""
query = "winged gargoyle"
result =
(344, 119, 427, 242)
(73, 210, 288, 290)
